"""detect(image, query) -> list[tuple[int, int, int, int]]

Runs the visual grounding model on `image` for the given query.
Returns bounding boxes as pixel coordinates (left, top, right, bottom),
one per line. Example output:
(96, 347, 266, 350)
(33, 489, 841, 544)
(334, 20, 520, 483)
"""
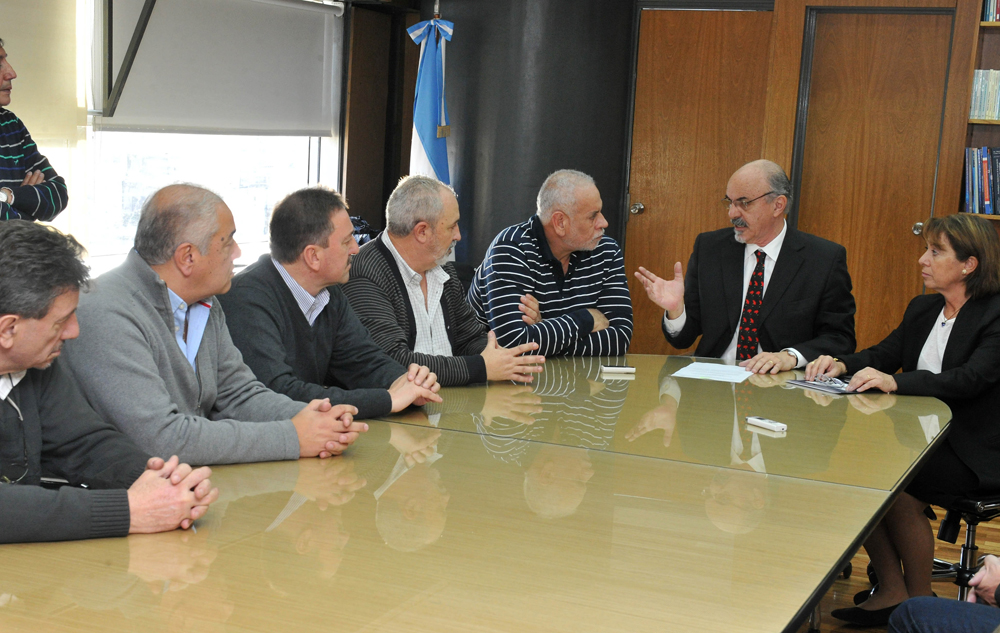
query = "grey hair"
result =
(0, 221, 89, 319)
(745, 159, 793, 211)
(134, 184, 223, 265)
(385, 175, 456, 237)
(535, 169, 596, 222)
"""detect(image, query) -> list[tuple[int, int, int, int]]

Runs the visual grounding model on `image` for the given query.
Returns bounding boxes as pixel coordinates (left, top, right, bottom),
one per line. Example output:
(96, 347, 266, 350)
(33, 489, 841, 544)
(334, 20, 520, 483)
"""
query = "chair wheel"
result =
(842, 562, 853, 579)
(867, 562, 878, 586)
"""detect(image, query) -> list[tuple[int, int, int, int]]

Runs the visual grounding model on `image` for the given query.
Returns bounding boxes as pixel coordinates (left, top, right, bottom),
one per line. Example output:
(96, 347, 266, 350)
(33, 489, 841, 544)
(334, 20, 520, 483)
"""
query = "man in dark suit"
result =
(635, 159, 856, 373)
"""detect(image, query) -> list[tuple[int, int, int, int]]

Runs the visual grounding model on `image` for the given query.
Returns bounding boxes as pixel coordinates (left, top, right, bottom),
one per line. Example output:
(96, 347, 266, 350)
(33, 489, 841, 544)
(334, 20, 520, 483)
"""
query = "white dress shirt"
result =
(0, 371, 26, 401)
(664, 221, 805, 367)
(382, 231, 453, 356)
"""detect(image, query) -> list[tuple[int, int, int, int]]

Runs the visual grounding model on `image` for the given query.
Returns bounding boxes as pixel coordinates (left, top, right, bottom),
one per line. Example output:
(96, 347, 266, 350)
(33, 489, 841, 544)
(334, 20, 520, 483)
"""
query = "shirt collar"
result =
(381, 231, 449, 285)
(530, 215, 561, 265)
(745, 219, 788, 262)
(272, 257, 329, 318)
(167, 288, 212, 314)
(0, 371, 26, 401)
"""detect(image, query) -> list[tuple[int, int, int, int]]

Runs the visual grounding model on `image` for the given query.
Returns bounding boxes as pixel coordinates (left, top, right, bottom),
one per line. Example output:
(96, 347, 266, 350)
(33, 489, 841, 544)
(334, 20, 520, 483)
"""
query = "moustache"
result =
(347, 253, 355, 267)
(731, 218, 749, 228)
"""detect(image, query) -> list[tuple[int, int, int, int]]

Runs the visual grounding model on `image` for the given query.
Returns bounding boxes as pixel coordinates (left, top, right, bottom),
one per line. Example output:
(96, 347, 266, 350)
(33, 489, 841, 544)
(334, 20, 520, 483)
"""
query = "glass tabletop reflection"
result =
(0, 421, 889, 633)
(377, 354, 952, 491)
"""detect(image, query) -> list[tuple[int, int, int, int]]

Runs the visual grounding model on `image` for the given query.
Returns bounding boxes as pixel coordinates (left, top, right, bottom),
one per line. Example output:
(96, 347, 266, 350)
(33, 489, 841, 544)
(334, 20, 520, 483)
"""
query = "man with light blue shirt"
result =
(62, 184, 370, 466)
(218, 186, 443, 421)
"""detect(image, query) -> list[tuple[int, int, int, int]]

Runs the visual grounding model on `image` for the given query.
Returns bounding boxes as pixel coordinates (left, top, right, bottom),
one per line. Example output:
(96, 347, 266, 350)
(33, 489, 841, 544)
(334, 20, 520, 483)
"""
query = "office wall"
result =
(438, 0, 633, 264)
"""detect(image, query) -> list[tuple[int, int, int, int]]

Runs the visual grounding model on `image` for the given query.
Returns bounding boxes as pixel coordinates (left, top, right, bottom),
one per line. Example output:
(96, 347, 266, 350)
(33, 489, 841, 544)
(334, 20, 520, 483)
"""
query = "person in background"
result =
(468, 169, 633, 357)
(344, 175, 545, 387)
(888, 554, 1000, 633)
(0, 38, 69, 221)
(807, 213, 1000, 626)
(0, 220, 217, 543)
(635, 159, 855, 373)
(62, 184, 368, 466)
(219, 186, 442, 418)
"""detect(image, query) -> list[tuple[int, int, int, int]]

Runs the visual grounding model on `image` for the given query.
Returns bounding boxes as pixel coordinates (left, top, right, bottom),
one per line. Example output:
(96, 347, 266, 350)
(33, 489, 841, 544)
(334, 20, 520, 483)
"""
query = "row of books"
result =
(970, 70, 1000, 120)
(966, 147, 1000, 214)
(985, 0, 1000, 22)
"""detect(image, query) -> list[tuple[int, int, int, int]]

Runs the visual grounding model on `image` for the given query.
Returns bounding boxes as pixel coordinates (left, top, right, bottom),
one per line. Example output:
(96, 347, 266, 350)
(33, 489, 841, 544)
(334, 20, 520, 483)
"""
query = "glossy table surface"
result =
(0, 355, 951, 633)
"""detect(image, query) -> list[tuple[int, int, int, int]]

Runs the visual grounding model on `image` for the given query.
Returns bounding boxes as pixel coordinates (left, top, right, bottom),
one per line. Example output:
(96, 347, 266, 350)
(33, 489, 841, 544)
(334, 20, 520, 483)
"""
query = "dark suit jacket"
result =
(664, 226, 857, 360)
(842, 293, 1000, 489)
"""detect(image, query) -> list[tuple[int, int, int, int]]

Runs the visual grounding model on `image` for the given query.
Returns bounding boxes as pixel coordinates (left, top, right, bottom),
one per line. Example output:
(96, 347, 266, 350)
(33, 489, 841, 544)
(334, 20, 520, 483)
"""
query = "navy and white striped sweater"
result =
(0, 108, 68, 221)
(468, 215, 633, 357)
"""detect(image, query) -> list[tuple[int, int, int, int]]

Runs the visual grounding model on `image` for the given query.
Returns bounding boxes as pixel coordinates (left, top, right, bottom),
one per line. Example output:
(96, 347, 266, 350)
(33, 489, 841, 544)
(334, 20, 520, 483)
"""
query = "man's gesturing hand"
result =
(481, 331, 545, 382)
(128, 455, 219, 534)
(634, 263, 685, 319)
(292, 399, 367, 458)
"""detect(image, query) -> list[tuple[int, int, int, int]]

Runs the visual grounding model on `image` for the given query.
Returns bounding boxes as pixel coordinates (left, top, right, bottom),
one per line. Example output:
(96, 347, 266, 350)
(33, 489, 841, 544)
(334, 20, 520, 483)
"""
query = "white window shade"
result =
(96, 0, 343, 136)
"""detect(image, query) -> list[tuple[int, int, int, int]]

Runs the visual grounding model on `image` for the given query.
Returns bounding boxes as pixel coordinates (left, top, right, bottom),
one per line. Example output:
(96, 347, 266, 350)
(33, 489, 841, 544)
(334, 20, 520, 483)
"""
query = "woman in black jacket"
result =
(807, 213, 1000, 626)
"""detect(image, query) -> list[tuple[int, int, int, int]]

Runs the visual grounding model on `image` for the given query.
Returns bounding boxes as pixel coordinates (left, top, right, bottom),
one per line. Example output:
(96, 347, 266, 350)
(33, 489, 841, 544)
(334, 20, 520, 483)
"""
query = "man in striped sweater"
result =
(468, 169, 633, 357)
(0, 40, 69, 221)
(344, 175, 546, 387)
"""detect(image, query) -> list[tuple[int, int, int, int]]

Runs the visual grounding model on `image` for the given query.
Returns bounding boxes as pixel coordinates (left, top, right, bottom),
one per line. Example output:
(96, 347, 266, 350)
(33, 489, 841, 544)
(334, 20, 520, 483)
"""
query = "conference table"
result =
(0, 355, 951, 632)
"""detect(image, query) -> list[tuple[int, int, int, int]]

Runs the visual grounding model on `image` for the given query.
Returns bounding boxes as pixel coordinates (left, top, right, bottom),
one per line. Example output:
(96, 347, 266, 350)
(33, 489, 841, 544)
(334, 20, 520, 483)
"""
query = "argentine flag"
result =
(408, 18, 454, 184)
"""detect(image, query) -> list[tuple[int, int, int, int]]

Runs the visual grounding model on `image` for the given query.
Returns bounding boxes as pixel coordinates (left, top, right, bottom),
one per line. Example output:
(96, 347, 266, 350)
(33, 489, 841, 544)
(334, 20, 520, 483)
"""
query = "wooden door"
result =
(795, 11, 953, 350)
(624, 9, 773, 355)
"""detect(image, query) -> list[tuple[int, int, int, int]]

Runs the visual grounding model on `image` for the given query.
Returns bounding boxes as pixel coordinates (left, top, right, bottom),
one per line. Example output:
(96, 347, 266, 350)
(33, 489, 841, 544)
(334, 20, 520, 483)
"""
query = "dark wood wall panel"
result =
(624, 9, 772, 355)
(343, 7, 391, 229)
(796, 12, 952, 350)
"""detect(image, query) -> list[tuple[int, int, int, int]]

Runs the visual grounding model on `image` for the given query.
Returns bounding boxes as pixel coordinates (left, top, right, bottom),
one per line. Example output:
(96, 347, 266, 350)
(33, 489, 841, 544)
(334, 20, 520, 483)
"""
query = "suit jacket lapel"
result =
(942, 297, 985, 370)
(757, 229, 805, 325)
(721, 238, 746, 332)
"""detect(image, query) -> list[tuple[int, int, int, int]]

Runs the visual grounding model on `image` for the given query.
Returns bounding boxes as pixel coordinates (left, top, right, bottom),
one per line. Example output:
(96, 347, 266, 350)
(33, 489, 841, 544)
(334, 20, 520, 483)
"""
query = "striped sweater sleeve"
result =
(469, 223, 633, 358)
(469, 234, 591, 357)
(0, 109, 69, 221)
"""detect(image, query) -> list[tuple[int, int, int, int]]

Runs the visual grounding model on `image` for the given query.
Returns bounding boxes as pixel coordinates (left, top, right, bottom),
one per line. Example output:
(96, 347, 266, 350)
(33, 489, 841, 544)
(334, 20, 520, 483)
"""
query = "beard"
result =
(731, 217, 749, 244)
(433, 239, 458, 267)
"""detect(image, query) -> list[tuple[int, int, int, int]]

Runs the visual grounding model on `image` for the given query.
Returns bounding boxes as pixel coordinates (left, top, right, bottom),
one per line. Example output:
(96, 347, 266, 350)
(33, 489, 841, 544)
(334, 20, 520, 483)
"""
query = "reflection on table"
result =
(381, 355, 952, 490)
(0, 421, 892, 633)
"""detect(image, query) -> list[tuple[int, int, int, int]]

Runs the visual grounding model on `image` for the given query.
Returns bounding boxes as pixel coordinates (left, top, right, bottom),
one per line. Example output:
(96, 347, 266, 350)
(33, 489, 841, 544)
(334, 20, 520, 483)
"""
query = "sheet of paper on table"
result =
(671, 362, 753, 383)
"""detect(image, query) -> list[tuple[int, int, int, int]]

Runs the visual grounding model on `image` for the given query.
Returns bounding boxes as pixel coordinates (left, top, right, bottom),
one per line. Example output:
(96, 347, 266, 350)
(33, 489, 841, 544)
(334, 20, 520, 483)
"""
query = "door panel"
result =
(796, 11, 952, 350)
(624, 9, 773, 355)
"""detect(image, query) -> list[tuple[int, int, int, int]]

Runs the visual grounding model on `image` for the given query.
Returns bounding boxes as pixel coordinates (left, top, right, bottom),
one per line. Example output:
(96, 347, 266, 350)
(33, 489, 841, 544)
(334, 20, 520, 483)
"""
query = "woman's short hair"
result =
(923, 213, 1000, 300)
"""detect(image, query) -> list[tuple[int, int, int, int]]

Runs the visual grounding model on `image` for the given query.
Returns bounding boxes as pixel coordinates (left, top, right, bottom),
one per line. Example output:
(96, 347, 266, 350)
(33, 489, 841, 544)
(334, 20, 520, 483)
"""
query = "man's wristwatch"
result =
(781, 348, 797, 366)
(0, 188, 13, 206)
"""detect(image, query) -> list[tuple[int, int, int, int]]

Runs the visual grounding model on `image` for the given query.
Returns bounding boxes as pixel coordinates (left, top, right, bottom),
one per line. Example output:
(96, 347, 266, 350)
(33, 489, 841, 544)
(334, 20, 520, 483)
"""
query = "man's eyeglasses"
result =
(721, 191, 777, 212)
(1, 396, 28, 485)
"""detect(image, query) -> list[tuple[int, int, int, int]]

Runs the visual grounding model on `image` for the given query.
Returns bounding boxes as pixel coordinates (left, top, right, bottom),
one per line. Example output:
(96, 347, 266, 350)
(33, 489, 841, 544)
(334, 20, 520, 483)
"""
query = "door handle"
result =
(629, 202, 645, 215)
(912, 221, 924, 235)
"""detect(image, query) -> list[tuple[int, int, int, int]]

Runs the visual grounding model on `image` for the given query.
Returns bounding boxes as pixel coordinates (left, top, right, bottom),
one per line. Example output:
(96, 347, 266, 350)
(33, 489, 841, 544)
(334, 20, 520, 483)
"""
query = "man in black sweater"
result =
(0, 220, 218, 543)
(220, 187, 442, 420)
(344, 175, 545, 387)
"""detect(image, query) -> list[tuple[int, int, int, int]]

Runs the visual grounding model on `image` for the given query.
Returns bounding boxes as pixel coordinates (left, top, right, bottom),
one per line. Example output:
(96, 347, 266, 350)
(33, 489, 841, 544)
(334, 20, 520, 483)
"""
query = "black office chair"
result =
(932, 495, 1000, 600)
(858, 499, 1000, 604)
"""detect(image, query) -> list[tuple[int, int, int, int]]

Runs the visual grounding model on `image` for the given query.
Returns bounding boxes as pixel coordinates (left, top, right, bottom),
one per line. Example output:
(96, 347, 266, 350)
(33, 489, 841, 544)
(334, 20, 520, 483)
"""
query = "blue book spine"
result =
(985, 147, 994, 215)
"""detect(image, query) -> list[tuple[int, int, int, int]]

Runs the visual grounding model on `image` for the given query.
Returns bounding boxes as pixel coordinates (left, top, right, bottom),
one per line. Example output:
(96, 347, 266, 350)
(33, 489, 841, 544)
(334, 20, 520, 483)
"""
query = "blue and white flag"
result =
(408, 18, 453, 185)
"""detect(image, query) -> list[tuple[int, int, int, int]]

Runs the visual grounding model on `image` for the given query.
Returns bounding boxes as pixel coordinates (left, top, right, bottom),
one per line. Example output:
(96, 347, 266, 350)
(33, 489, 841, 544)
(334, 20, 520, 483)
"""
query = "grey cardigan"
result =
(62, 251, 304, 465)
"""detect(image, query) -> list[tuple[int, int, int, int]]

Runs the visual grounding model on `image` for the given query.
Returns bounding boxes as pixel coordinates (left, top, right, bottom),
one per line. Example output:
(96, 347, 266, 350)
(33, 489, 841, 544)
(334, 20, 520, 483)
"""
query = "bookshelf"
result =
(963, 16, 1000, 222)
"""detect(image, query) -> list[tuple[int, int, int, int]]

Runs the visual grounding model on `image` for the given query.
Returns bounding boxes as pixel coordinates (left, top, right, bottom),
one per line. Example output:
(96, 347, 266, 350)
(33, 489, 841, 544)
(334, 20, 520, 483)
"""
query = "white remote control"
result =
(745, 416, 787, 432)
(600, 365, 636, 374)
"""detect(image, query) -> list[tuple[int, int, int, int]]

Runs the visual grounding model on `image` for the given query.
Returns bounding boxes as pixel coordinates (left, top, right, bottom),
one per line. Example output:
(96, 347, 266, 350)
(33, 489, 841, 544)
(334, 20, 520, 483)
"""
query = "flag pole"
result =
(433, 0, 440, 18)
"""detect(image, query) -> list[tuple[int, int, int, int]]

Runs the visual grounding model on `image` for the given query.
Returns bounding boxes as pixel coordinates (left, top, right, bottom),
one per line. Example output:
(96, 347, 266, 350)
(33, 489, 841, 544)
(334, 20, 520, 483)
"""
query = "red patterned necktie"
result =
(736, 250, 767, 361)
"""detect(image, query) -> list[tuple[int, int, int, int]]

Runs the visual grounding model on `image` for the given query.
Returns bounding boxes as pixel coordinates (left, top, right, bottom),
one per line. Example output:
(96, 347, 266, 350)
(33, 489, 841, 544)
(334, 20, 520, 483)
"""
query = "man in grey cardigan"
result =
(0, 220, 218, 543)
(63, 184, 368, 466)
(344, 175, 545, 387)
